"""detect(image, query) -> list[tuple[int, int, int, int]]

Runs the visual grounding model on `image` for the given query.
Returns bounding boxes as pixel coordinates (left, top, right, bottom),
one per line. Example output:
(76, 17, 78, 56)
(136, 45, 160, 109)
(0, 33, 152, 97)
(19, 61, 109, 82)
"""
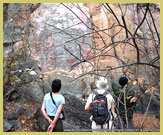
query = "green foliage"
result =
(3, 44, 29, 88)
(10, 76, 21, 86)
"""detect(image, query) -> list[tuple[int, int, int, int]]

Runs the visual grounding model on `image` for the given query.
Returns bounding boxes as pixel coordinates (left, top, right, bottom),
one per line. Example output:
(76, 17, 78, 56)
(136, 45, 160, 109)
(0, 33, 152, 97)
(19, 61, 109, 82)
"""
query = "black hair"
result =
(119, 77, 128, 86)
(52, 79, 61, 93)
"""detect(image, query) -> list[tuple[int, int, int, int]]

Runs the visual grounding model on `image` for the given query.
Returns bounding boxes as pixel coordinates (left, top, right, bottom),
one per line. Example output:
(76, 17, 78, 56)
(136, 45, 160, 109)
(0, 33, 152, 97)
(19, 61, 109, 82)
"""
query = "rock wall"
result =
(29, 3, 92, 73)
(87, 3, 137, 77)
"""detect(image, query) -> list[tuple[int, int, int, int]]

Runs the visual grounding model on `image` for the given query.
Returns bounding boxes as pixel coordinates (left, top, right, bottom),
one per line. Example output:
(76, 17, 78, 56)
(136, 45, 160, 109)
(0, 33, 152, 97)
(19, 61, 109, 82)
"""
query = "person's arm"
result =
(111, 102, 115, 113)
(85, 102, 91, 113)
(47, 104, 64, 132)
(108, 95, 117, 119)
(41, 102, 52, 124)
(85, 93, 93, 113)
(111, 102, 117, 119)
(127, 87, 136, 108)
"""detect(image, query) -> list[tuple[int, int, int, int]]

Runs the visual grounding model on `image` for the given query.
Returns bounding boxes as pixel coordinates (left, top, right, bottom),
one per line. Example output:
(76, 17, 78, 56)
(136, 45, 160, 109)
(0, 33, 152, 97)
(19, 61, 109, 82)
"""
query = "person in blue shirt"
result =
(41, 79, 65, 132)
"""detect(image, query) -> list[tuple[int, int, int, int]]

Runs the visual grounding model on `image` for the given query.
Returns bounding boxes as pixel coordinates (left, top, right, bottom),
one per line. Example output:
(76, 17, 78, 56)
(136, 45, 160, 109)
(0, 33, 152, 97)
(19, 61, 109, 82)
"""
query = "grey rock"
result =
(19, 72, 37, 84)
(9, 120, 21, 131)
(3, 119, 21, 132)
(3, 119, 13, 132)
(6, 89, 21, 102)
(14, 103, 23, 115)
(6, 103, 23, 121)
(6, 111, 19, 121)
(62, 93, 91, 129)
(5, 57, 43, 104)
(42, 82, 51, 94)
(37, 115, 49, 131)
(34, 107, 49, 131)
(3, 24, 22, 44)
(3, 3, 23, 44)
(22, 81, 44, 104)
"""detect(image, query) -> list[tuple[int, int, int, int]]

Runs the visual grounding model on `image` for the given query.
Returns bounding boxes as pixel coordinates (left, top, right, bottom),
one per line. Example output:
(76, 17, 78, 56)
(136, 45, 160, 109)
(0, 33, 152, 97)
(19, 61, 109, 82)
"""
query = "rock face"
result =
(46, 71, 86, 98)
(3, 4, 23, 45)
(35, 92, 91, 132)
(29, 3, 92, 73)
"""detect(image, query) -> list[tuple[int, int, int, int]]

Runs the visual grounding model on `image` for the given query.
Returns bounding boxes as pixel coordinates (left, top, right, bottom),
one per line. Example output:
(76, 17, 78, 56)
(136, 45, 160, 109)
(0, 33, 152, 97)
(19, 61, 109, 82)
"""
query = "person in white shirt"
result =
(85, 77, 117, 132)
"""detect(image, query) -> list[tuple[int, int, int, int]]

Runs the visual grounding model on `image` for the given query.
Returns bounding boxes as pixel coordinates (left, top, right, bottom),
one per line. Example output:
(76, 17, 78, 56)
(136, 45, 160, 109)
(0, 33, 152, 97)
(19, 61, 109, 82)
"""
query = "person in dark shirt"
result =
(111, 77, 135, 130)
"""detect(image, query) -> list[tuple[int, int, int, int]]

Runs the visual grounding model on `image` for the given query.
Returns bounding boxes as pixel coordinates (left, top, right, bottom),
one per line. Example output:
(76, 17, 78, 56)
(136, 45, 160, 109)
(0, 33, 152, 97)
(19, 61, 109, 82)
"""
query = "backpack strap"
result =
(93, 91, 99, 96)
(103, 91, 108, 108)
(102, 91, 110, 121)
(92, 91, 98, 102)
(50, 92, 57, 106)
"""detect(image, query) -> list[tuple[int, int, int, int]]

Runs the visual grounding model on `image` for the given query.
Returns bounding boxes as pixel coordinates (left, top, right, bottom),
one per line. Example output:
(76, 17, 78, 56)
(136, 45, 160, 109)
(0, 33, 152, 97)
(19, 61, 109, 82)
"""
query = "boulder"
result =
(3, 119, 21, 132)
(3, 119, 13, 132)
(62, 93, 91, 131)
(6, 111, 20, 121)
(9, 120, 21, 131)
(6, 89, 21, 102)
(35, 108, 49, 131)
(6, 103, 23, 121)
(19, 81, 44, 104)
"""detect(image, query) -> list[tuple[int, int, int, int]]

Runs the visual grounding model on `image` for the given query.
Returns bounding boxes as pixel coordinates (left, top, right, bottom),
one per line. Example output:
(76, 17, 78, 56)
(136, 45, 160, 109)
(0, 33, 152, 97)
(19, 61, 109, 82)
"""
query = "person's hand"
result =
(48, 118, 52, 124)
(47, 124, 55, 132)
(112, 111, 117, 120)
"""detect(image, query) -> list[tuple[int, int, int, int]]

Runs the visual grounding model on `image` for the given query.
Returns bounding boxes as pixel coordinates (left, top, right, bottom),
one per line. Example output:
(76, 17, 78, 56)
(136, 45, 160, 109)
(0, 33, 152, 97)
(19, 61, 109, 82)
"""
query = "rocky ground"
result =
(3, 101, 160, 132)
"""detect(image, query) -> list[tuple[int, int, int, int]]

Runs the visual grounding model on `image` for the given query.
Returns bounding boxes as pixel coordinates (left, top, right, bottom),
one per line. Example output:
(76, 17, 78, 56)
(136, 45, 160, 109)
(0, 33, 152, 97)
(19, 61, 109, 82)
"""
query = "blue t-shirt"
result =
(43, 93, 65, 118)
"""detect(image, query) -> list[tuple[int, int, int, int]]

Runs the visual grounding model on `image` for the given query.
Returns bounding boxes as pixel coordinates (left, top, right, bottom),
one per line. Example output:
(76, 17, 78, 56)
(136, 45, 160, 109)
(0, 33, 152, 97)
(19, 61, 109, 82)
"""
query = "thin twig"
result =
(140, 92, 154, 128)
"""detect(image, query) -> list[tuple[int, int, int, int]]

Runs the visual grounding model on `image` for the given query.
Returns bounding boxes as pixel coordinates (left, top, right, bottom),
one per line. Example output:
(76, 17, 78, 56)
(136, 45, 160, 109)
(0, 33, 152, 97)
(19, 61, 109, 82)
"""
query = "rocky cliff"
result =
(3, 3, 160, 132)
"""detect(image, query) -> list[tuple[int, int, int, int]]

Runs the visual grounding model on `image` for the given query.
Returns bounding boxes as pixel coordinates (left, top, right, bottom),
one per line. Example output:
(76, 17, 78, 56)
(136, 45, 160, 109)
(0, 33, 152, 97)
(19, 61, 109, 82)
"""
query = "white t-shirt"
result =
(85, 89, 115, 130)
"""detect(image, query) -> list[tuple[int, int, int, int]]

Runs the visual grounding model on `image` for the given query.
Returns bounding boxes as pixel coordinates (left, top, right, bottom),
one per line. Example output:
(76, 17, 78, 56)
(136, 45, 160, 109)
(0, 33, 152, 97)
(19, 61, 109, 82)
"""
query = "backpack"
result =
(91, 91, 110, 125)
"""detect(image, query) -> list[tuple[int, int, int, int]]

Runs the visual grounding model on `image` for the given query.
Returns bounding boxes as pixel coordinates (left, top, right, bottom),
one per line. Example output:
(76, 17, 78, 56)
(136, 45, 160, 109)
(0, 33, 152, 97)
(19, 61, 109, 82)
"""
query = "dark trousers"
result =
(48, 116, 64, 132)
